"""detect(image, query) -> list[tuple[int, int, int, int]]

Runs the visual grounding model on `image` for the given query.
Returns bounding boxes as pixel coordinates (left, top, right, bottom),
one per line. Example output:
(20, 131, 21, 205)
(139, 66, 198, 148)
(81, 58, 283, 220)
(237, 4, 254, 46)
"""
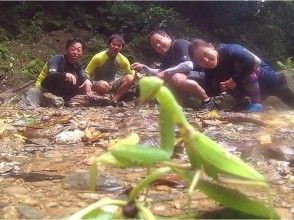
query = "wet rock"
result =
(280, 146, 294, 161)
(18, 205, 44, 219)
(55, 129, 84, 144)
(41, 92, 64, 107)
(62, 170, 123, 192)
(13, 172, 64, 182)
(269, 159, 291, 177)
(0, 202, 7, 208)
(19, 87, 42, 107)
(0, 162, 13, 174)
(149, 192, 174, 203)
(140, 136, 160, 147)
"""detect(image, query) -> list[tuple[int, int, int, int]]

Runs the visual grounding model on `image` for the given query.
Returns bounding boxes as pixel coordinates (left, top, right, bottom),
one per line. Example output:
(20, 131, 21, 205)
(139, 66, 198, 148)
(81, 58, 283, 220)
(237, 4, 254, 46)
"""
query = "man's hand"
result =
(79, 79, 95, 97)
(65, 73, 77, 85)
(220, 78, 237, 91)
(157, 71, 166, 79)
(131, 62, 146, 71)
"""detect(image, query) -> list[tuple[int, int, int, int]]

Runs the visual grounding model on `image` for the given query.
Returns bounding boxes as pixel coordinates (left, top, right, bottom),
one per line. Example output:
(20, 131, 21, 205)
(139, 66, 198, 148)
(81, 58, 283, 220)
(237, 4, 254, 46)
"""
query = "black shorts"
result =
(92, 77, 125, 93)
(186, 71, 206, 89)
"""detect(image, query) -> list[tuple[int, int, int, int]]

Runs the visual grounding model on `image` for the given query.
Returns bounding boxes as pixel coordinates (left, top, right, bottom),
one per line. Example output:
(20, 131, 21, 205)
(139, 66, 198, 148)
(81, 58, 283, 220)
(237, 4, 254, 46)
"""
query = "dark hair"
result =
(188, 38, 210, 60)
(107, 34, 125, 47)
(66, 38, 85, 50)
(148, 30, 170, 42)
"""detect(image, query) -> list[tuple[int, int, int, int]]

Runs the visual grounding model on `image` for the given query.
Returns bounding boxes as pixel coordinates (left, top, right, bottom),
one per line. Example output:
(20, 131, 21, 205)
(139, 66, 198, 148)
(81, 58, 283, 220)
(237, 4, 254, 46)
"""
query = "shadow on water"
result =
(0, 171, 64, 182)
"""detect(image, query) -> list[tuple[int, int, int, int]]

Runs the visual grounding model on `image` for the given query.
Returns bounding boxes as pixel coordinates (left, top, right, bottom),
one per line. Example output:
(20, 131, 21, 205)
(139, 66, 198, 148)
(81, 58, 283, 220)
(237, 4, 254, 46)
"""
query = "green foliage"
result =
(277, 57, 294, 71)
(0, 26, 10, 42)
(0, 45, 10, 60)
(84, 35, 106, 63)
(92, 2, 200, 63)
(0, 1, 293, 85)
(21, 58, 45, 80)
(17, 19, 44, 42)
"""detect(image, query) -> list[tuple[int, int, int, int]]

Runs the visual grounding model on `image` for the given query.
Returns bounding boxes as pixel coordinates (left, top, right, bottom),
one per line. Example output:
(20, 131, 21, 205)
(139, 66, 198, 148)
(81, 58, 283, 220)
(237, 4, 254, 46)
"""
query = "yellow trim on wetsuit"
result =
(35, 63, 49, 89)
(85, 50, 134, 79)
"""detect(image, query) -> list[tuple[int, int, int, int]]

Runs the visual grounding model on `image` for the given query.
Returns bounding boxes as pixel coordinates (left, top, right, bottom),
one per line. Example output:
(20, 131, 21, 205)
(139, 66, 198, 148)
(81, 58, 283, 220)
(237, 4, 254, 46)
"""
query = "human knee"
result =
(93, 80, 110, 93)
(123, 75, 134, 86)
(171, 73, 187, 87)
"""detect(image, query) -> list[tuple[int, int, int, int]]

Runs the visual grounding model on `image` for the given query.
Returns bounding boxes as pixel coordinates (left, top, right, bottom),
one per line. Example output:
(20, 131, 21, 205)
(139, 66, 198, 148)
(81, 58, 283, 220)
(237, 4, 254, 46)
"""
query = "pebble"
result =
(46, 202, 59, 208)
(154, 185, 171, 192)
(77, 193, 101, 200)
(174, 202, 181, 209)
(60, 201, 71, 207)
(24, 198, 39, 206)
(153, 205, 166, 211)
(116, 113, 125, 118)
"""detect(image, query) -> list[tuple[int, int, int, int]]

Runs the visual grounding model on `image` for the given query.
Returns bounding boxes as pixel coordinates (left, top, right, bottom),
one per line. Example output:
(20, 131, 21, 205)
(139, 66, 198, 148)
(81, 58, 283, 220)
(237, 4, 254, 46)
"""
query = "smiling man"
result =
(85, 34, 135, 104)
(188, 38, 282, 112)
(131, 30, 212, 110)
(36, 38, 93, 101)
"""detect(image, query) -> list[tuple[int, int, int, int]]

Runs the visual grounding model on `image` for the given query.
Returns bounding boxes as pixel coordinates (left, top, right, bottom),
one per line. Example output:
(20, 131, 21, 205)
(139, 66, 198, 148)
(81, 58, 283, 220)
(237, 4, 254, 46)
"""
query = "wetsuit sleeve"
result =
(117, 53, 135, 76)
(224, 44, 256, 84)
(164, 61, 193, 75)
(142, 66, 160, 75)
(35, 63, 48, 88)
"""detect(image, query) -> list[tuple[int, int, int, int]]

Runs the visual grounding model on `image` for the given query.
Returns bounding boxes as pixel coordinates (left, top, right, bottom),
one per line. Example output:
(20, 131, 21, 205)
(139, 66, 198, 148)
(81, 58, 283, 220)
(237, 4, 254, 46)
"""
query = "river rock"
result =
(62, 170, 123, 192)
(55, 129, 84, 144)
(18, 205, 44, 219)
(41, 92, 64, 107)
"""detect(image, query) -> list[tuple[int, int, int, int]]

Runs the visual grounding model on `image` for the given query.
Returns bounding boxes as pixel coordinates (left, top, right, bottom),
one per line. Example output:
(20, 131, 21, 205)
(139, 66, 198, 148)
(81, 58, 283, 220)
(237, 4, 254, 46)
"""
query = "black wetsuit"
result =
(36, 54, 88, 101)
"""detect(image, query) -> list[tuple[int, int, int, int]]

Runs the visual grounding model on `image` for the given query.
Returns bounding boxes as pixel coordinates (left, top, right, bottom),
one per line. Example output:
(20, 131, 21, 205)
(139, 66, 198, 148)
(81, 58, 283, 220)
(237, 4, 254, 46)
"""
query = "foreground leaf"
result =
(191, 131, 265, 181)
(198, 180, 280, 219)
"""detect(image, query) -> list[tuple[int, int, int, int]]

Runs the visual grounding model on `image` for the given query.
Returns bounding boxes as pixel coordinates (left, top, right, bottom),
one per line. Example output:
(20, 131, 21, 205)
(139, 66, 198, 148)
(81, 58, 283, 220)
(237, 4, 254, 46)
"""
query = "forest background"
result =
(0, 1, 293, 87)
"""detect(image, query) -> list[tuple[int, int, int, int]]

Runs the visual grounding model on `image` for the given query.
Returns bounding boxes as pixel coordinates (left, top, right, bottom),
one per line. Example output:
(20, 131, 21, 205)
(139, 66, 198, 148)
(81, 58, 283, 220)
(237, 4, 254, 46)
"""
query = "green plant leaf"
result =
(68, 198, 126, 220)
(139, 77, 163, 102)
(191, 131, 265, 182)
(111, 144, 170, 167)
(198, 180, 280, 219)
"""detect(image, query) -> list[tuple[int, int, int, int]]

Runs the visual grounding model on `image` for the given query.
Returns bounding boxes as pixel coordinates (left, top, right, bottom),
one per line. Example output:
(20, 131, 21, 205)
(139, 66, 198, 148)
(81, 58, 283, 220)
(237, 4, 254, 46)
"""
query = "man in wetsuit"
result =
(36, 38, 93, 101)
(131, 30, 213, 110)
(188, 38, 293, 112)
(85, 34, 135, 104)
